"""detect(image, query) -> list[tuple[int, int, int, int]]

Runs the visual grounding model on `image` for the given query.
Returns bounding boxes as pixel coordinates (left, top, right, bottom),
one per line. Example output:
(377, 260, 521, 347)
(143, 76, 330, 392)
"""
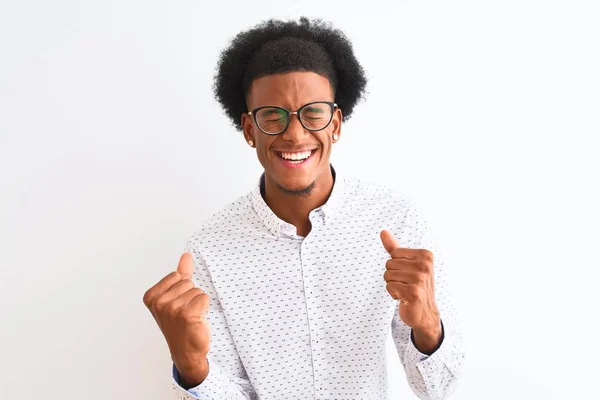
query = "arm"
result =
(171, 241, 257, 400)
(390, 201, 465, 400)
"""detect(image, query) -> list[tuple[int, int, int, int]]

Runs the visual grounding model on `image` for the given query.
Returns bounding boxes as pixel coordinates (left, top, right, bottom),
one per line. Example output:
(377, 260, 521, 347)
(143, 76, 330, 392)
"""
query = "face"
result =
(242, 71, 342, 194)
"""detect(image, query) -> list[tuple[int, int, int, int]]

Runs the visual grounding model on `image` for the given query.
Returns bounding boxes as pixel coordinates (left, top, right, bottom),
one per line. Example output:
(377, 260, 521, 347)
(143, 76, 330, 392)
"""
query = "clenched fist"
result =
(143, 252, 211, 387)
(381, 230, 442, 353)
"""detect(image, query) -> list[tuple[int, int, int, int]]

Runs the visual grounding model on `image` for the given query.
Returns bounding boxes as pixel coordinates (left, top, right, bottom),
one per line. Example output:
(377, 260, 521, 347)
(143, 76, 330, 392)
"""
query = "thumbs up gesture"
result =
(143, 252, 211, 387)
(380, 230, 442, 345)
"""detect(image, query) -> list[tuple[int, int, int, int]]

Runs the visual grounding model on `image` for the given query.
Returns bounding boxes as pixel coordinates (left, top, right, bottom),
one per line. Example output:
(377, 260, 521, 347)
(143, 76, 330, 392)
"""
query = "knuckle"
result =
(390, 249, 404, 259)
(197, 291, 211, 306)
(182, 279, 195, 290)
(386, 282, 397, 296)
(414, 259, 431, 274)
(385, 259, 395, 270)
(164, 301, 179, 316)
(420, 249, 434, 262)
(180, 307, 196, 323)
(170, 271, 181, 278)
(415, 271, 427, 283)
(142, 289, 153, 307)
(154, 295, 169, 310)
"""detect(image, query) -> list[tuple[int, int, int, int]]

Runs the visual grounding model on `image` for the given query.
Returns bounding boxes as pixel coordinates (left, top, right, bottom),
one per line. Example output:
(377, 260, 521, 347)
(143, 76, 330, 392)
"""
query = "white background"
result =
(1, 1, 599, 399)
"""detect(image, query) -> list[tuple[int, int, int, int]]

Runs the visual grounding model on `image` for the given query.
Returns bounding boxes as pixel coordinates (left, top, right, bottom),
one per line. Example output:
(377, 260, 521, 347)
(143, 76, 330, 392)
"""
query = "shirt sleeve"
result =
(390, 200, 466, 400)
(171, 239, 257, 400)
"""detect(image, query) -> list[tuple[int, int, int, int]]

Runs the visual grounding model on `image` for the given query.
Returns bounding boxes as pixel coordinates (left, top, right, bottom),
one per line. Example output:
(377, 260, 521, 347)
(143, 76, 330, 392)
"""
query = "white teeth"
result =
(280, 151, 312, 160)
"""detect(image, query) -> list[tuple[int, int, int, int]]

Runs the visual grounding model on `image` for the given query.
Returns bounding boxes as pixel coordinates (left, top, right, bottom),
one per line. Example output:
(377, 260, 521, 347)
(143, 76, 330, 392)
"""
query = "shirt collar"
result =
(250, 164, 346, 238)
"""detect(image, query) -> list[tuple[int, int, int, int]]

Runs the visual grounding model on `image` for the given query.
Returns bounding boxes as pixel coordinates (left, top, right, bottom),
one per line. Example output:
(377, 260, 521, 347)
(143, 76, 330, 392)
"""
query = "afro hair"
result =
(213, 17, 368, 132)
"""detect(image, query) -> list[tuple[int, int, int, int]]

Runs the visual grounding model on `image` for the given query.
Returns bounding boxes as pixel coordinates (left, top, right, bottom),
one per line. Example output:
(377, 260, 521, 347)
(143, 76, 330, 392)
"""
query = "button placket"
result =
(300, 235, 326, 398)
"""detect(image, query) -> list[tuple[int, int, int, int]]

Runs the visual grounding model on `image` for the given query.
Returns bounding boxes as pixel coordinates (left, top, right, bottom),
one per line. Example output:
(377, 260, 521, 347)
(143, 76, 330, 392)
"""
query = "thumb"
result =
(176, 252, 194, 279)
(380, 230, 400, 255)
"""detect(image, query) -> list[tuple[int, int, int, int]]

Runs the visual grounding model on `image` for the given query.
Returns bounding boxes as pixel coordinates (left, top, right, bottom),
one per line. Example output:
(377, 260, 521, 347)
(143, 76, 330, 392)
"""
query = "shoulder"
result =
(186, 190, 256, 249)
(341, 175, 417, 216)
(342, 176, 438, 252)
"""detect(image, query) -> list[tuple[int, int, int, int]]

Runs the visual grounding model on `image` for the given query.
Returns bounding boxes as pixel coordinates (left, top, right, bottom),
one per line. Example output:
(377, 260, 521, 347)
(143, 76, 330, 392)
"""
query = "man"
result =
(143, 17, 465, 400)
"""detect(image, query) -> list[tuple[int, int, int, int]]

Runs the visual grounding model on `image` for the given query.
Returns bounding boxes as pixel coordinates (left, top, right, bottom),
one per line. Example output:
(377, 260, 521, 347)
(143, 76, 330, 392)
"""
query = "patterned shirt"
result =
(172, 167, 465, 399)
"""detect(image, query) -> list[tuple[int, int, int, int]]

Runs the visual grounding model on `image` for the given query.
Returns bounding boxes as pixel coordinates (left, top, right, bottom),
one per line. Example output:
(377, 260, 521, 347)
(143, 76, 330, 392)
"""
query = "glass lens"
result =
(300, 102, 332, 130)
(255, 107, 288, 134)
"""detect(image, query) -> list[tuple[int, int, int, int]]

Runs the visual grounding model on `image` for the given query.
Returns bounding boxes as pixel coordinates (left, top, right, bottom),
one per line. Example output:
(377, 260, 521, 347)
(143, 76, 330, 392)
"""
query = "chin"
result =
(276, 176, 316, 195)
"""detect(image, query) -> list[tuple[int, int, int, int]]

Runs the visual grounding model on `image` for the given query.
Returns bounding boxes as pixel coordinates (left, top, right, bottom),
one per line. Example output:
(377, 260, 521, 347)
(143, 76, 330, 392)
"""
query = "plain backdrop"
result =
(1, 1, 599, 399)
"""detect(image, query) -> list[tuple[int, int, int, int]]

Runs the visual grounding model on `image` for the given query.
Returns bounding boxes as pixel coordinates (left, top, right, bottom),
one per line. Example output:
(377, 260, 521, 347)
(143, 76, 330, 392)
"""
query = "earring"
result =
(333, 134, 339, 141)
(248, 140, 254, 147)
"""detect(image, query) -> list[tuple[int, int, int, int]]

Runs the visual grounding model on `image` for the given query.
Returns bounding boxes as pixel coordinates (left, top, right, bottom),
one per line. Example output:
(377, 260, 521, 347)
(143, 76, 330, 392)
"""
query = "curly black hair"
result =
(213, 17, 368, 132)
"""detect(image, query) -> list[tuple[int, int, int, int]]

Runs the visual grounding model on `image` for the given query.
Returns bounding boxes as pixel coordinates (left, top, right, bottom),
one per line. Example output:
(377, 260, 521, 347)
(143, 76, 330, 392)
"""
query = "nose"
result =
(281, 113, 308, 142)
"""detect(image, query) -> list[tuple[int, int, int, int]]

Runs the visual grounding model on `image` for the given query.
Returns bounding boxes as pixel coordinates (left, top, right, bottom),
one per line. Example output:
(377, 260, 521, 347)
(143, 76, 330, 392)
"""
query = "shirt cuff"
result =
(406, 319, 445, 363)
(405, 319, 459, 377)
(171, 355, 229, 399)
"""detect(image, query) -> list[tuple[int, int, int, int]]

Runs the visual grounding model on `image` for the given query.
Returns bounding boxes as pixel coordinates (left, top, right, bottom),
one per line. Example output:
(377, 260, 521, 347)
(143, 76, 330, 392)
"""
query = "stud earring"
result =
(333, 134, 339, 141)
(248, 140, 254, 147)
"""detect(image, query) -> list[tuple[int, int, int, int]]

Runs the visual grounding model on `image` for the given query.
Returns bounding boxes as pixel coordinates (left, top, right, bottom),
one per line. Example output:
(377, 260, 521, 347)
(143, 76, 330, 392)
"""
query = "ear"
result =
(332, 107, 343, 141)
(241, 112, 255, 146)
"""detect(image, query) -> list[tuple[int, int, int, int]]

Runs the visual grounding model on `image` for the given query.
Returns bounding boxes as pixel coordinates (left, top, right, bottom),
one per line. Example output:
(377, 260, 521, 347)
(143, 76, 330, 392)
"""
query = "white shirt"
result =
(172, 167, 465, 400)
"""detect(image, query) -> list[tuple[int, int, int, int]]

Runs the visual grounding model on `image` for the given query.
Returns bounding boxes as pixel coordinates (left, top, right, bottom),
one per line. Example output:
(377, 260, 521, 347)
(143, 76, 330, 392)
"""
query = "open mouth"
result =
(275, 149, 318, 165)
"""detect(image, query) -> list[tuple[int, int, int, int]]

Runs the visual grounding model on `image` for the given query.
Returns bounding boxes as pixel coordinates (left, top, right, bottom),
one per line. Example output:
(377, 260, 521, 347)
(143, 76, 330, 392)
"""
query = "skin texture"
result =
(142, 71, 441, 389)
(242, 71, 342, 237)
(381, 230, 443, 354)
(143, 253, 211, 388)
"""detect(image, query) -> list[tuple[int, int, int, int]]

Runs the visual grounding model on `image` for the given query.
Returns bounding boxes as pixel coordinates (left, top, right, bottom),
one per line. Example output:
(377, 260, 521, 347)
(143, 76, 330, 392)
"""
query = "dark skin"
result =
(241, 71, 342, 237)
(142, 71, 441, 391)
(243, 71, 442, 348)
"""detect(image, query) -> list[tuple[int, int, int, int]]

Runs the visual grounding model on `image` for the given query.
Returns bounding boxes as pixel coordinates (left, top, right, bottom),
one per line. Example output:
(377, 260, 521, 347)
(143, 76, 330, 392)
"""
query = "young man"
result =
(143, 17, 465, 400)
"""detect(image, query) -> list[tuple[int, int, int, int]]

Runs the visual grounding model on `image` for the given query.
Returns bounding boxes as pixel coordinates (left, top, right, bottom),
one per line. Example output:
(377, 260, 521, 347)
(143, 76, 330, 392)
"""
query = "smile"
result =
(274, 149, 318, 167)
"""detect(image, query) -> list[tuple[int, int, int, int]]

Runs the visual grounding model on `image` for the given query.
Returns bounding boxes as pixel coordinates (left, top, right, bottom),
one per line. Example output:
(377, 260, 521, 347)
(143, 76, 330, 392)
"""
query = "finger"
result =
(169, 288, 208, 313)
(380, 230, 400, 255)
(186, 290, 211, 317)
(177, 252, 195, 279)
(143, 271, 182, 307)
(390, 247, 419, 260)
(384, 269, 425, 285)
(386, 282, 408, 301)
(154, 278, 196, 308)
(385, 258, 422, 271)
(383, 269, 410, 284)
(386, 282, 415, 302)
(385, 256, 421, 271)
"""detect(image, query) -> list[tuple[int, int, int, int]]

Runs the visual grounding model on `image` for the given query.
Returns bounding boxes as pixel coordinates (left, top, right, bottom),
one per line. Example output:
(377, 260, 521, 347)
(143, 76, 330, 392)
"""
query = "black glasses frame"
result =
(247, 101, 338, 136)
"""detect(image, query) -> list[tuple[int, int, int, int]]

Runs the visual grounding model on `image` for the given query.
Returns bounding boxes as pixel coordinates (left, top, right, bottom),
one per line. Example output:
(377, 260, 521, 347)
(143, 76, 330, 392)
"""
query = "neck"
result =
(263, 166, 335, 236)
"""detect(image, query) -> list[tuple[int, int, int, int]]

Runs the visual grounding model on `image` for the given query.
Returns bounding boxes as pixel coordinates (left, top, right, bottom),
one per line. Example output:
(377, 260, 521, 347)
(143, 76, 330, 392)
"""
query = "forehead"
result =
(247, 71, 334, 109)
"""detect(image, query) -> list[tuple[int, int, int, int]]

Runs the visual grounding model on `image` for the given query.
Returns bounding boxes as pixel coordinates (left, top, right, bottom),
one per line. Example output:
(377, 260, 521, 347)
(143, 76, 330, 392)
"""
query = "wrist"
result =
(412, 318, 443, 355)
(176, 358, 209, 389)
(415, 318, 442, 337)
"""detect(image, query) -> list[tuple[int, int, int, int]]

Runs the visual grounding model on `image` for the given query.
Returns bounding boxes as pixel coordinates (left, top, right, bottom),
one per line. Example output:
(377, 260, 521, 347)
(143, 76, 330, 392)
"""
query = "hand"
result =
(380, 230, 441, 335)
(143, 252, 211, 386)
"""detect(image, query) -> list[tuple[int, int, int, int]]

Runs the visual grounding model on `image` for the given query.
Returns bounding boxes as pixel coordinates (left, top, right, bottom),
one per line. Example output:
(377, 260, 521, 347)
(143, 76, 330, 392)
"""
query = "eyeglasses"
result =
(247, 101, 338, 135)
